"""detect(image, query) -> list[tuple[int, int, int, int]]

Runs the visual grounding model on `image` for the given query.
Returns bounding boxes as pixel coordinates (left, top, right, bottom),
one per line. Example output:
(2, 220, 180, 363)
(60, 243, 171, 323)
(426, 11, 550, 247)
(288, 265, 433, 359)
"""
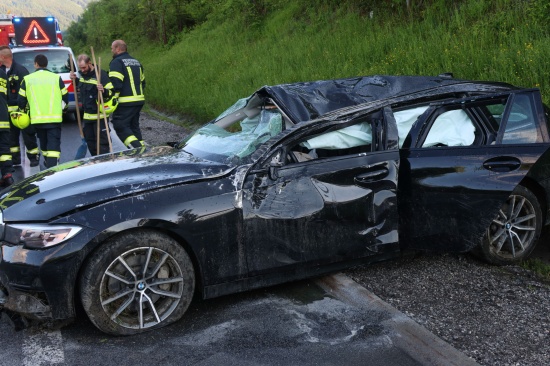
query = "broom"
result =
(69, 54, 88, 159)
(90, 47, 113, 154)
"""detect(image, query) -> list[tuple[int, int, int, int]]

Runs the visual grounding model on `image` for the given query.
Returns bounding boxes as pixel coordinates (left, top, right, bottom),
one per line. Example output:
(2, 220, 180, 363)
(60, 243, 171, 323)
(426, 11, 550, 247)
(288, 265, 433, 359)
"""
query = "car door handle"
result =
(482, 156, 521, 172)
(355, 168, 389, 183)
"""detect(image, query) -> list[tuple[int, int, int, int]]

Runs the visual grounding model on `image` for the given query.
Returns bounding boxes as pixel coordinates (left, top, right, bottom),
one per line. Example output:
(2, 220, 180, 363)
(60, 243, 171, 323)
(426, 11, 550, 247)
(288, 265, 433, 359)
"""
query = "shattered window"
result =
(182, 109, 282, 165)
(215, 98, 248, 122)
(502, 94, 540, 144)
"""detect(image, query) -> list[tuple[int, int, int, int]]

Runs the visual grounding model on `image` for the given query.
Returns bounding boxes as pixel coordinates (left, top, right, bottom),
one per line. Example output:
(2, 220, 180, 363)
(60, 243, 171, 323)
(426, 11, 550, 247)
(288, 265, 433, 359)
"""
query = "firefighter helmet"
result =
(99, 97, 118, 116)
(10, 112, 30, 129)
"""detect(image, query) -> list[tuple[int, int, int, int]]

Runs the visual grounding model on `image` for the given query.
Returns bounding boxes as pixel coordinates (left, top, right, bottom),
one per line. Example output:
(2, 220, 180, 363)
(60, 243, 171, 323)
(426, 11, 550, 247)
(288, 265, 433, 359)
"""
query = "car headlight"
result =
(3, 224, 82, 249)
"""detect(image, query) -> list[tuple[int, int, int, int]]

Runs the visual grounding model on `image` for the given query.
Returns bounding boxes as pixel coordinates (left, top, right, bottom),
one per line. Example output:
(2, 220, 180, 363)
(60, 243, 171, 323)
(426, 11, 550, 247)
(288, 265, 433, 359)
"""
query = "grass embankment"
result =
(125, 0, 549, 123)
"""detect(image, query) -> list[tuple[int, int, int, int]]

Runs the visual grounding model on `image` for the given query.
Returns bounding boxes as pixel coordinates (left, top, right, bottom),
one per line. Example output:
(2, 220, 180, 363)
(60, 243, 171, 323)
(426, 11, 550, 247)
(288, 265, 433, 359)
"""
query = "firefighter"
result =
(0, 46, 39, 167)
(107, 39, 145, 149)
(0, 66, 14, 186)
(18, 54, 68, 168)
(70, 54, 115, 156)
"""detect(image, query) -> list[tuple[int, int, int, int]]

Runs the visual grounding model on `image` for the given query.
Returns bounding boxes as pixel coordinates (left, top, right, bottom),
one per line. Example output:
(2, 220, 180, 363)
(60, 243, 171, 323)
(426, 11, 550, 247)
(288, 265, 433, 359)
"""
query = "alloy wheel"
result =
(99, 247, 185, 330)
(486, 194, 537, 259)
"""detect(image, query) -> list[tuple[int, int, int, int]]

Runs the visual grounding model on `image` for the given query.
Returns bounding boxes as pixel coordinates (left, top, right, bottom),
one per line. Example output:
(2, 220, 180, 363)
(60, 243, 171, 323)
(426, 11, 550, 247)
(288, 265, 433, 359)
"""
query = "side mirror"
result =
(268, 161, 283, 180)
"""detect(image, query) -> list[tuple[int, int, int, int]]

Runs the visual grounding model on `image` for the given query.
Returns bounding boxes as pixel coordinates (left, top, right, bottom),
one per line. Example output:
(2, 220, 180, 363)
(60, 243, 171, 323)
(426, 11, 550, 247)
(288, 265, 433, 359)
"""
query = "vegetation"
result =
(522, 258, 550, 283)
(65, 0, 550, 122)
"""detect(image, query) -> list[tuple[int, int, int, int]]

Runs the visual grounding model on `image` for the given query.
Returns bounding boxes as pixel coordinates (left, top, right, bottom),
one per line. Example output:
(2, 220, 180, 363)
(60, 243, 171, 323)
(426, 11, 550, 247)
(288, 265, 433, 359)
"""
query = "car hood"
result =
(0, 146, 234, 222)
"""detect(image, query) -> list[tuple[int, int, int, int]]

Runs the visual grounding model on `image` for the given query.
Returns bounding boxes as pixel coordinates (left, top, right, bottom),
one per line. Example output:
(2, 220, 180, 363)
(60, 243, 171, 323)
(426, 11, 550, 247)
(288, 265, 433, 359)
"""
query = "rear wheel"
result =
(80, 230, 195, 335)
(478, 186, 542, 265)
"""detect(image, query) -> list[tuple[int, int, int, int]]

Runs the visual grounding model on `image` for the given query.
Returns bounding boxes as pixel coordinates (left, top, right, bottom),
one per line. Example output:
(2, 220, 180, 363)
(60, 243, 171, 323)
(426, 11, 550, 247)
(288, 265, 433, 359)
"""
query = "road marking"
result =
(22, 329, 65, 365)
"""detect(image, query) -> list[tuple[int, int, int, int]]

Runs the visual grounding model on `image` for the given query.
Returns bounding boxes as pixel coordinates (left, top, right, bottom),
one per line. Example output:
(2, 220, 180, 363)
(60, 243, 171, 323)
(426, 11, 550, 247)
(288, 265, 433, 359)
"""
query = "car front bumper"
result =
(0, 231, 97, 321)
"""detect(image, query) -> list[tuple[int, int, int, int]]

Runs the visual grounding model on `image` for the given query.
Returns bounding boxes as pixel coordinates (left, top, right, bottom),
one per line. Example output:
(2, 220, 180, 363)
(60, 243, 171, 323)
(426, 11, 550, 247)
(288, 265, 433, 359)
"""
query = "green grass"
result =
(521, 258, 550, 283)
(117, 0, 549, 123)
(71, 1, 549, 123)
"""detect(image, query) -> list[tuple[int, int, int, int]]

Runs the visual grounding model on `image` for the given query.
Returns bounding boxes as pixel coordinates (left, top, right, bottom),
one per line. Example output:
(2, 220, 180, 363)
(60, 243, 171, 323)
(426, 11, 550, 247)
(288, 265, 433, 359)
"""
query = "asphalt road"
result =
(1, 119, 478, 366)
(0, 274, 478, 366)
(11, 116, 125, 181)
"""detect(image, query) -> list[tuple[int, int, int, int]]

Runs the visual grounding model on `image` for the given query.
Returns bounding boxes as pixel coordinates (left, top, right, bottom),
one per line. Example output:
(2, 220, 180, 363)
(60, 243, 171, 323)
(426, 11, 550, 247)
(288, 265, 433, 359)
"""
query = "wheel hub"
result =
(99, 246, 187, 331)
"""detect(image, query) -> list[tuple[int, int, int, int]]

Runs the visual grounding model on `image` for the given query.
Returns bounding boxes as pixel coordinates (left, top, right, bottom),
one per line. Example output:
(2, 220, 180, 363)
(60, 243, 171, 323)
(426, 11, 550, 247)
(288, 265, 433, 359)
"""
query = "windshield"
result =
(13, 48, 72, 74)
(181, 99, 283, 166)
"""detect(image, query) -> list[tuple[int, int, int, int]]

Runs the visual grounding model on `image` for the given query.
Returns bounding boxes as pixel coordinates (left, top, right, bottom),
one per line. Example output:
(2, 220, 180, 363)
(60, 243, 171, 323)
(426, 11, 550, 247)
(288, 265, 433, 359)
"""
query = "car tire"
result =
(477, 185, 542, 265)
(79, 230, 195, 335)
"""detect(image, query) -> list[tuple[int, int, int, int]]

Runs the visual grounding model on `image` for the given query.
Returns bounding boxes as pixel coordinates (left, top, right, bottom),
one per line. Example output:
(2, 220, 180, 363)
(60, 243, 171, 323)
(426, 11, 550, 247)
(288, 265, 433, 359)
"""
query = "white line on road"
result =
(22, 329, 65, 366)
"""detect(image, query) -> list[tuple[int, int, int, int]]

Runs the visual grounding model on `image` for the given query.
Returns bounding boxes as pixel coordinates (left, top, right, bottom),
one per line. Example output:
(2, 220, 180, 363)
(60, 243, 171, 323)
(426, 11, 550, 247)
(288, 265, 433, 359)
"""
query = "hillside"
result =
(0, 0, 92, 30)
(67, 0, 550, 122)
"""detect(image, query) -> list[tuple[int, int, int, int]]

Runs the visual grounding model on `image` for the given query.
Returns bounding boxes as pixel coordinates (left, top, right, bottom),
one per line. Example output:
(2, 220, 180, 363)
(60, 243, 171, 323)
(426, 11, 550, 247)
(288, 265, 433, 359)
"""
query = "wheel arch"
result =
(519, 176, 548, 225)
(73, 224, 205, 315)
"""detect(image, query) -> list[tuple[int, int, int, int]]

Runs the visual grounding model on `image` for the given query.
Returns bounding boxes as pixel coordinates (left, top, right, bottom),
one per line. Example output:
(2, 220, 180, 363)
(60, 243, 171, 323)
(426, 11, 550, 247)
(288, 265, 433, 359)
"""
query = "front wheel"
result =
(79, 230, 195, 335)
(477, 185, 542, 265)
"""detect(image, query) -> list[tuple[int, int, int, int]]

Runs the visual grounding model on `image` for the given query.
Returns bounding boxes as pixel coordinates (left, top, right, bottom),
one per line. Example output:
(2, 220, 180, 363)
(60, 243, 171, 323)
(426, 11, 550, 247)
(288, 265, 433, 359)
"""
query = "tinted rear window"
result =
(13, 49, 72, 74)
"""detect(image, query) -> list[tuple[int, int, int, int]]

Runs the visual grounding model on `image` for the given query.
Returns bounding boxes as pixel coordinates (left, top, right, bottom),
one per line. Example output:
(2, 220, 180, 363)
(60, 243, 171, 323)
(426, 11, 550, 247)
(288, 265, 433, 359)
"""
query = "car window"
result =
(13, 48, 72, 74)
(182, 108, 283, 165)
(502, 93, 540, 144)
(285, 119, 375, 163)
(486, 103, 506, 124)
(422, 109, 477, 147)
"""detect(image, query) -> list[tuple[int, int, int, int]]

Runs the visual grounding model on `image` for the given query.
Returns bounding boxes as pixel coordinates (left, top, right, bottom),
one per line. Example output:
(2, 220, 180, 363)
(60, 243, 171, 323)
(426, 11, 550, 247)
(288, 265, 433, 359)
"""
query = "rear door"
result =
(242, 108, 400, 275)
(398, 90, 550, 251)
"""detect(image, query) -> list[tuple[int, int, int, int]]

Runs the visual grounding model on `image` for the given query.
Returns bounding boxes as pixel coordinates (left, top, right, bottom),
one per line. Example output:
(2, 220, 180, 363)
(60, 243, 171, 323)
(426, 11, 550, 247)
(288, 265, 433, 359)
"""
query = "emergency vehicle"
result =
(0, 14, 15, 47)
(10, 17, 76, 116)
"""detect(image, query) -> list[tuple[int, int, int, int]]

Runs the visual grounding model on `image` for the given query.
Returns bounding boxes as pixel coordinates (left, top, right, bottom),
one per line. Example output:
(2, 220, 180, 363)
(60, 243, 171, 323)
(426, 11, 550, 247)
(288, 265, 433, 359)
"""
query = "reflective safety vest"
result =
(0, 69, 9, 130)
(20, 70, 67, 124)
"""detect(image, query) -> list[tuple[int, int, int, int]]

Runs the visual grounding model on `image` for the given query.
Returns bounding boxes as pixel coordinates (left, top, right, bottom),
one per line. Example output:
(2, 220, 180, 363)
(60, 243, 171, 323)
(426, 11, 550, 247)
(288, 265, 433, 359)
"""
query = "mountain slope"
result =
(0, 0, 92, 30)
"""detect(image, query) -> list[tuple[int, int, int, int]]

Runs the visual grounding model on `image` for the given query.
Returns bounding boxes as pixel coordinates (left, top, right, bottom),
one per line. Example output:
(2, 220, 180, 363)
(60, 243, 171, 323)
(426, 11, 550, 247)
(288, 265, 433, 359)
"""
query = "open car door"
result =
(398, 90, 550, 253)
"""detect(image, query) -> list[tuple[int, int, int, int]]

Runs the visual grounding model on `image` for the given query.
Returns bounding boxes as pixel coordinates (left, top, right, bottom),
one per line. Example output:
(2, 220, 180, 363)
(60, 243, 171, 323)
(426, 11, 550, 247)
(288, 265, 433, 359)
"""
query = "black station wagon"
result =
(1, 75, 549, 335)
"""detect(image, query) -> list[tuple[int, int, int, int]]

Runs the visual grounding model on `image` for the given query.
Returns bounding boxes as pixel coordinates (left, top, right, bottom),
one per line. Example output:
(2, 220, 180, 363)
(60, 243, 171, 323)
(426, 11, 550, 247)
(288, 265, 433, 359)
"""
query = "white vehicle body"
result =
(12, 46, 77, 115)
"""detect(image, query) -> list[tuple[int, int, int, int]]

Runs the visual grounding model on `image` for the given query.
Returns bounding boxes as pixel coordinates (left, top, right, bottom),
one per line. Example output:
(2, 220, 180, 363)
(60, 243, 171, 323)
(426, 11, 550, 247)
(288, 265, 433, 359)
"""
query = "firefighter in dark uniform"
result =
(18, 54, 68, 168)
(0, 46, 39, 167)
(0, 66, 14, 186)
(108, 39, 145, 149)
(70, 54, 115, 155)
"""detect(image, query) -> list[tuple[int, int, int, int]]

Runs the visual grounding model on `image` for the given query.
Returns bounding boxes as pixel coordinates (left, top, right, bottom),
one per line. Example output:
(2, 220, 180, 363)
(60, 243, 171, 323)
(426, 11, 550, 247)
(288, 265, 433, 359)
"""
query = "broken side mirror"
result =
(267, 149, 284, 180)
(268, 161, 283, 180)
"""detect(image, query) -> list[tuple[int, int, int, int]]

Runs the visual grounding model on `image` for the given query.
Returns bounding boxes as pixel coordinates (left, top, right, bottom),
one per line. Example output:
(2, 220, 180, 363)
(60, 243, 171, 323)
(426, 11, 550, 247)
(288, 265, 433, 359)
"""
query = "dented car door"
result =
(241, 110, 400, 275)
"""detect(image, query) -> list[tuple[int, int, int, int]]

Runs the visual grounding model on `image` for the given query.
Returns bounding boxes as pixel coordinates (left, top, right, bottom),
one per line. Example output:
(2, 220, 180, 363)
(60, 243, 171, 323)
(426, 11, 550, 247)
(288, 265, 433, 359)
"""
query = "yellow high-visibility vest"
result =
(20, 70, 67, 124)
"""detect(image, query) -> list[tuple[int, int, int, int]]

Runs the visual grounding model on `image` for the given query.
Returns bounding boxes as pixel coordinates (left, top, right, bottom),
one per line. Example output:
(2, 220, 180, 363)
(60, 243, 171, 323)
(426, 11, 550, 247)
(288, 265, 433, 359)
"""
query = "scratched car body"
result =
(1, 75, 550, 335)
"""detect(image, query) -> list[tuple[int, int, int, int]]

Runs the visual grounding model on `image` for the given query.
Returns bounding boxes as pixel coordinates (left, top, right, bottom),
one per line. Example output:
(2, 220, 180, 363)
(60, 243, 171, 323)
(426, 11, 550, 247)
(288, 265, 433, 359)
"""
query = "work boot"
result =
(29, 155, 39, 167)
(12, 154, 21, 166)
(1, 173, 14, 188)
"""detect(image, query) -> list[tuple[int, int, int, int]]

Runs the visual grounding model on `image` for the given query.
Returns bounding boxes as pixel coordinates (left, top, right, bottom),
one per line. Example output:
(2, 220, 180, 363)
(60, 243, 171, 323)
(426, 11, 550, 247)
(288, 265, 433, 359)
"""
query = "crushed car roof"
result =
(257, 75, 516, 123)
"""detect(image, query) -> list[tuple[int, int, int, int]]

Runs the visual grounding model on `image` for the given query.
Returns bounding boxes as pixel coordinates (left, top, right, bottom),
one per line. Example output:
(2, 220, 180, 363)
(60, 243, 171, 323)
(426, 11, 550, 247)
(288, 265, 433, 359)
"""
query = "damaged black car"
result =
(1, 75, 550, 335)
